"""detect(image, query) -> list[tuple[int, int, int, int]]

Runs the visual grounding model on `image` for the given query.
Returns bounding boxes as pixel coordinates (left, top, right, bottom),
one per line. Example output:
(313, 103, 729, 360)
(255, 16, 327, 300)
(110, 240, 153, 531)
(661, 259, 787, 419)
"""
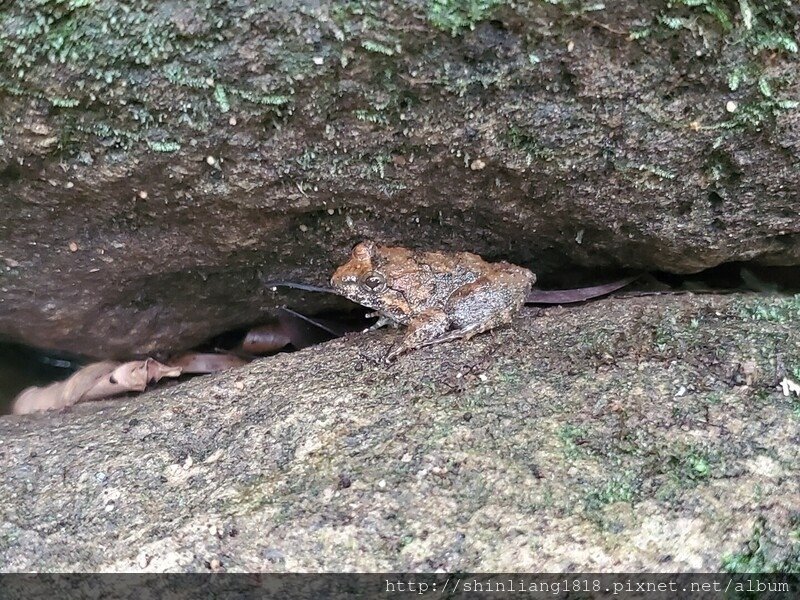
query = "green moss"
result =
(751, 26, 799, 54)
(503, 126, 556, 163)
(361, 40, 395, 56)
(330, 0, 388, 34)
(584, 473, 638, 511)
(557, 424, 591, 459)
(213, 84, 229, 113)
(676, 0, 733, 32)
(369, 153, 390, 179)
(633, 162, 677, 180)
(653, 446, 719, 501)
(354, 109, 390, 125)
(720, 97, 799, 130)
(686, 453, 711, 478)
(147, 140, 181, 153)
(231, 89, 292, 108)
(163, 64, 294, 111)
(0, 0, 232, 153)
(631, 0, 799, 130)
(0, 0, 203, 79)
(75, 121, 141, 150)
(427, 0, 504, 36)
(50, 96, 80, 108)
(650, 0, 797, 54)
(162, 64, 213, 90)
(722, 517, 800, 573)
(727, 65, 752, 91)
(739, 295, 800, 323)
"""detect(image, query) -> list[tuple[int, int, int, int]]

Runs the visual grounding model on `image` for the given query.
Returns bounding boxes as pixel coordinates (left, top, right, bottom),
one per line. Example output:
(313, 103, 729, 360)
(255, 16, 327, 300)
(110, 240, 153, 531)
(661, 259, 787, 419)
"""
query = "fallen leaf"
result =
(240, 323, 292, 354)
(168, 352, 249, 373)
(12, 359, 182, 415)
(526, 276, 639, 304)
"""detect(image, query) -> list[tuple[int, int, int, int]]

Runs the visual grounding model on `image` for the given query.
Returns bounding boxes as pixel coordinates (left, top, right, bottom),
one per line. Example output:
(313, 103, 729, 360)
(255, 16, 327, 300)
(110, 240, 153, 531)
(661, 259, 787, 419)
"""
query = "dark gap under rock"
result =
(1, 262, 798, 415)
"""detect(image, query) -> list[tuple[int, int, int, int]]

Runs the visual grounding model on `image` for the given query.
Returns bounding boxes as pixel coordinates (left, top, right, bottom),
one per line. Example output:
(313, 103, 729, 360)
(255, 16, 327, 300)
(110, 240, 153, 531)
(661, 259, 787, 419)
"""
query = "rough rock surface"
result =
(1, 293, 798, 572)
(1, 1, 800, 357)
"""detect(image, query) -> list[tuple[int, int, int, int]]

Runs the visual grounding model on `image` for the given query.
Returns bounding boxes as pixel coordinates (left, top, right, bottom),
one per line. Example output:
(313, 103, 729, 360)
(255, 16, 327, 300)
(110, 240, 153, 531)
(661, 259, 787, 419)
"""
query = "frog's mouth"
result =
(377, 283, 413, 324)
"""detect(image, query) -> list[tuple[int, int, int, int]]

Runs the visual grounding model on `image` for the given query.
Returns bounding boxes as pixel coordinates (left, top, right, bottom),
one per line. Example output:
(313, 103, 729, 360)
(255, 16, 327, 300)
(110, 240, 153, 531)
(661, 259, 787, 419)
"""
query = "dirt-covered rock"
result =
(1, 293, 797, 572)
(1, 1, 799, 357)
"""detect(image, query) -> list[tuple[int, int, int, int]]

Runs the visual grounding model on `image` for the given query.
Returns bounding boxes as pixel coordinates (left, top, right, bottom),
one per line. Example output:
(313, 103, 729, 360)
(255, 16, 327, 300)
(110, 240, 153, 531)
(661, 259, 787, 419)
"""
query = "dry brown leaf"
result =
(12, 359, 182, 415)
(240, 324, 292, 354)
(168, 352, 249, 373)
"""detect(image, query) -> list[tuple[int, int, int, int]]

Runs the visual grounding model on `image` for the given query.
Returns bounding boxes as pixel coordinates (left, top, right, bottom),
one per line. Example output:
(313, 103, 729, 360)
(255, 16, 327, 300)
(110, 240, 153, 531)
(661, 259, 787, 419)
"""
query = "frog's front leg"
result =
(385, 309, 450, 361)
(365, 313, 398, 332)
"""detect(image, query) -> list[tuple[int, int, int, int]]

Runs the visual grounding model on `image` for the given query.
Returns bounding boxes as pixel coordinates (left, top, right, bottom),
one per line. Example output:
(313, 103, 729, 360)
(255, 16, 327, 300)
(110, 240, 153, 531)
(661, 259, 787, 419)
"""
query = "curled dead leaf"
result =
(12, 359, 182, 415)
(239, 307, 349, 354)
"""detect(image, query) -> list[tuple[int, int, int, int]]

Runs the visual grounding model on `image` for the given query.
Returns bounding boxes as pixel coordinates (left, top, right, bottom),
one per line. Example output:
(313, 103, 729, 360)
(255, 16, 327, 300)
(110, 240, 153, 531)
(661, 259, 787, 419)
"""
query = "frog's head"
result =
(330, 241, 389, 311)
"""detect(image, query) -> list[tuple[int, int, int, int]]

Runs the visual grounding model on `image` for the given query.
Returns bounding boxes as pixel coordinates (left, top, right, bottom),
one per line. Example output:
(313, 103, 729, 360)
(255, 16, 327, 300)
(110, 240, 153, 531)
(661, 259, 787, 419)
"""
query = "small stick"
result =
(263, 281, 336, 294)
(278, 306, 344, 337)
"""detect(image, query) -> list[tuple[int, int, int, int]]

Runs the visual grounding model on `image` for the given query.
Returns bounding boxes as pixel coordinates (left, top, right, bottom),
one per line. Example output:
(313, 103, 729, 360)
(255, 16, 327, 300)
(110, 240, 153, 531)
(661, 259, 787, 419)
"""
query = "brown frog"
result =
(330, 241, 535, 360)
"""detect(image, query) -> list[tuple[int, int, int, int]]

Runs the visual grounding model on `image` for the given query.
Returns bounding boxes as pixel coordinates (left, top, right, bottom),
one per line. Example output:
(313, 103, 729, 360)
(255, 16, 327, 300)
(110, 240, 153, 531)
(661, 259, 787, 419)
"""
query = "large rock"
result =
(1, 293, 798, 571)
(1, 1, 799, 357)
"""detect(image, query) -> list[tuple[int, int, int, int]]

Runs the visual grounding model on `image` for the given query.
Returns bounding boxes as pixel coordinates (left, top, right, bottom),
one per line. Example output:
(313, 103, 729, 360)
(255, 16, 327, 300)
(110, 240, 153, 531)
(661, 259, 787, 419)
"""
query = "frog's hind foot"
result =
(385, 309, 450, 361)
(418, 322, 488, 348)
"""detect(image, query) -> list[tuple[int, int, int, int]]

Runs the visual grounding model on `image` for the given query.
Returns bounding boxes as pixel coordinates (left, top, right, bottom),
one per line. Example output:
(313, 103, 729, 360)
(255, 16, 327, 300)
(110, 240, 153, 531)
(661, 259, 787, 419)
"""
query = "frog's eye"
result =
(360, 272, 386, 293)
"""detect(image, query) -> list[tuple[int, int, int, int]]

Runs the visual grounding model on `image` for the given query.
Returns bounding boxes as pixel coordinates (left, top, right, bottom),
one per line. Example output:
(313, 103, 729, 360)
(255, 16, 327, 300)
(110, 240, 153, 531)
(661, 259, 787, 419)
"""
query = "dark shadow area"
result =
(2, 262, 798, 415)
(0, 343, 81, 416)
(0, 308, 373, 416)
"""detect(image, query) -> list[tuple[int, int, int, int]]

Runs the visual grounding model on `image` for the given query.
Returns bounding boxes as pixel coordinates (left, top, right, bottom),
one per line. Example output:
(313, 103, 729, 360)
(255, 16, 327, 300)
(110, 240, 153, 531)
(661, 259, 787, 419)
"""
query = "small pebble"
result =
(138, 190, 148, 199)
(470, 159, 486, 171)
(69, 242, 78, 252)
(206, 155, 216, 166)
(313, 56, 324, 65)
(726, 101, 738, 113)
